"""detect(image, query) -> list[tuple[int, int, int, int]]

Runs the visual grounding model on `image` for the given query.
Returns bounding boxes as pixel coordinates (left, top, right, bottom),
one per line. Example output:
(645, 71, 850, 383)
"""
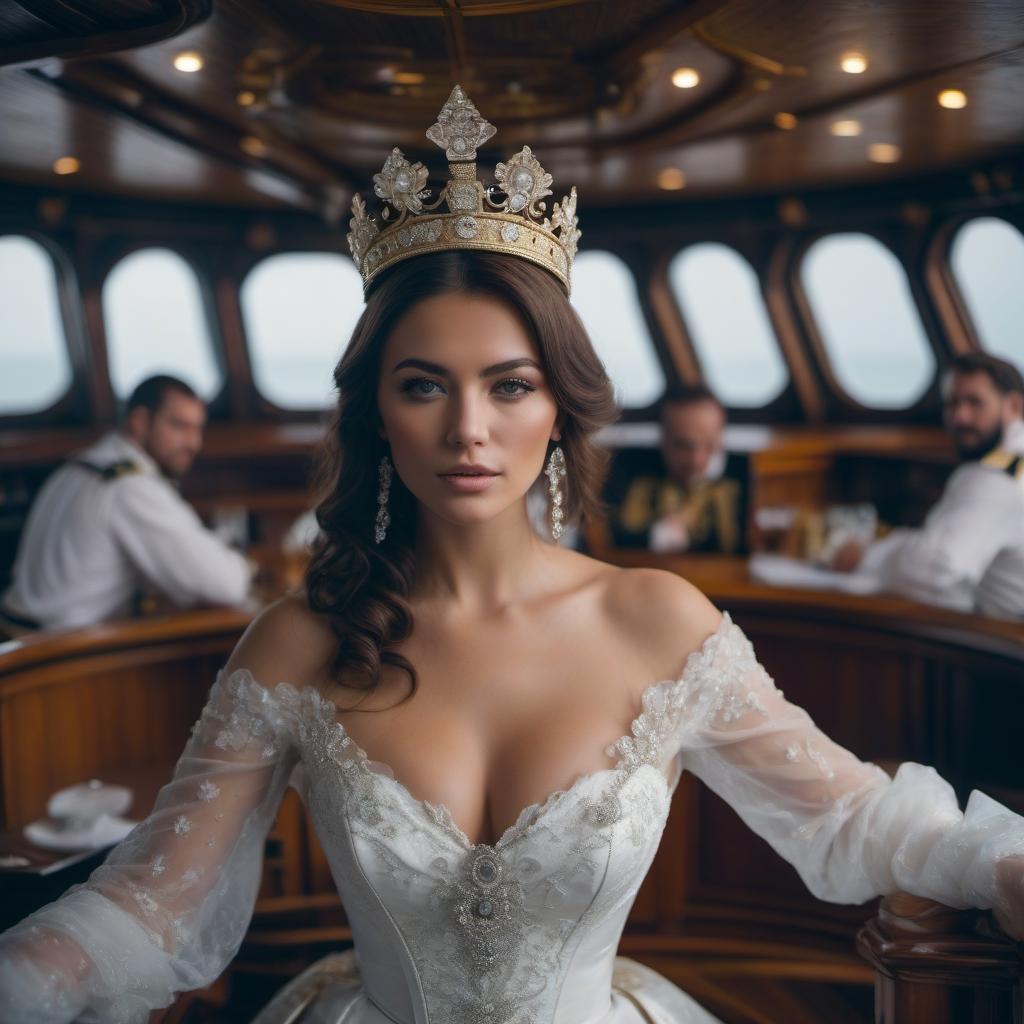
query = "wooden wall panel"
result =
(1, 589, 1022, 1022)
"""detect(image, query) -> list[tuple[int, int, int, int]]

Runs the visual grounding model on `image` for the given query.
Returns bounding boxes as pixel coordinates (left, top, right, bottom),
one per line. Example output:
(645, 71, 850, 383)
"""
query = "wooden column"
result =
(857, 893, 1023, 1024)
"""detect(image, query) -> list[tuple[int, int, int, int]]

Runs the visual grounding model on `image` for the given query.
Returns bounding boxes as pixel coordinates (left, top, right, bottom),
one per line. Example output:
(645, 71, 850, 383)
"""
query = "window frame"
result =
(571, 243, 676, 421)
(235, 244, 363, 417)
(659, 238, 799, 420)
(929, 212, 1024, 359)
(790, 227, 944, 420)
(0, 230, 90, 427)
(97, 240, 229, 417)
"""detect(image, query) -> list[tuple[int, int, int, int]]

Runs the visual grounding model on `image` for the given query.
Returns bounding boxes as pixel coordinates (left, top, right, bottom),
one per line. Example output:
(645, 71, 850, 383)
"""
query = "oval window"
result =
(801, 233, 935, 408)
(103, 247, 221, 400)
(571, 250, 665, 409)
(241, 252, 364, 409)
(669, 242, 788, 407)
(0, 236, 72, 415)
(950, 217, 1024, 367)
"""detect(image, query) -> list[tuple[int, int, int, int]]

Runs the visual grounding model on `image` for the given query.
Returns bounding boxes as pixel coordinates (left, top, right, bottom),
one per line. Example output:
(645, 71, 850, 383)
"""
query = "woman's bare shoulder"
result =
(598, 565, 724, 679)
(222, 593, 338, 691)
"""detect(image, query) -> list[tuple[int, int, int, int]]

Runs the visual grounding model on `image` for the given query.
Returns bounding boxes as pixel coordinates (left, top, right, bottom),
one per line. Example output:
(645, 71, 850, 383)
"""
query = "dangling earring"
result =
(544, 445, 567, 540)
(374, 455, 393, 544)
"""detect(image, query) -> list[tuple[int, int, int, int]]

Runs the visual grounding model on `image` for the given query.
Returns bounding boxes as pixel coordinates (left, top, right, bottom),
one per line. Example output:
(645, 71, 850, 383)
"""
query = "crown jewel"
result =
(347, 85, 580, 294)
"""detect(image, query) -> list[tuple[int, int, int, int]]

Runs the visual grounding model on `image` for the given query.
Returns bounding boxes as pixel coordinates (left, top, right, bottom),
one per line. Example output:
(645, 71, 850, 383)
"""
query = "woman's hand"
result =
(992, 855, 1024, 939)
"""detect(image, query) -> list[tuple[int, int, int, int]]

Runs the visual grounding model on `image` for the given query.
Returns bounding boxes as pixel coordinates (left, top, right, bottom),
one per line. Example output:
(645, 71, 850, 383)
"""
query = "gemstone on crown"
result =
(426, 85, 496, 162)
(346, 85, 580, 295)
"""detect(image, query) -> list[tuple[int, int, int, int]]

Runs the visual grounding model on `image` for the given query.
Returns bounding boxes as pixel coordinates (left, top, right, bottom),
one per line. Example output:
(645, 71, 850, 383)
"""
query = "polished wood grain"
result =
(0, 0, 212, 69)
(2, 577, 1022, 1021)
(857, 893, 1023, 1024)
(1, 0, 1022, 205)
(0, 608, 251, 828)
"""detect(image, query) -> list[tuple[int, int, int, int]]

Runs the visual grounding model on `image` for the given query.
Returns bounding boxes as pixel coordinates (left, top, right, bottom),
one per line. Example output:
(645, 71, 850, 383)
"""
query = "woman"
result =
(2, 89, 1024, 1024)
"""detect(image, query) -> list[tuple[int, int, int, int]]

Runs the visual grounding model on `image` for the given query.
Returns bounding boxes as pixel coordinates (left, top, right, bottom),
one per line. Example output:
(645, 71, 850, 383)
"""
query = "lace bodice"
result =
(2, 614, 1024, 1024)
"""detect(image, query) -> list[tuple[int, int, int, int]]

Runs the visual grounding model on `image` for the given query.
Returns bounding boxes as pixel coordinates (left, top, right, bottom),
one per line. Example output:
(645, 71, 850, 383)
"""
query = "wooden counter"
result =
(1, 570, 1021, 1022)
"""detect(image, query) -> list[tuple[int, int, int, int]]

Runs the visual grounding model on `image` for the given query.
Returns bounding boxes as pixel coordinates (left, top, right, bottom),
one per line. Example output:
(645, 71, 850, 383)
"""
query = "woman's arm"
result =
(627, 571, 1024, 929)
(0, 597, 331, 1024)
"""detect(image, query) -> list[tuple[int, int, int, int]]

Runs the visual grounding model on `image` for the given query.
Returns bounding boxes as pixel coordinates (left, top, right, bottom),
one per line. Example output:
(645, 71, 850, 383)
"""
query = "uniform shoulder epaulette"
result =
(70, 458, 142, 481)
(101, 459, 141, 481)
(981, 449, 1024, 480)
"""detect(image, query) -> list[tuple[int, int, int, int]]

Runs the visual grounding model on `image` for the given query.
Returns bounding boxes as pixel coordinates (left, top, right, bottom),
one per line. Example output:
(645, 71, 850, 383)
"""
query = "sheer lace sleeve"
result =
(0, 670, 299, 1024)
(663, 614, 1024, 910)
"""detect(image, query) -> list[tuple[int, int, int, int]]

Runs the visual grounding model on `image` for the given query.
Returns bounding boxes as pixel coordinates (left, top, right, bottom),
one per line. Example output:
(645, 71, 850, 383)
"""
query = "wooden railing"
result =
(858, 893, 1023, 1024)
(2, 576, 1023, 1020)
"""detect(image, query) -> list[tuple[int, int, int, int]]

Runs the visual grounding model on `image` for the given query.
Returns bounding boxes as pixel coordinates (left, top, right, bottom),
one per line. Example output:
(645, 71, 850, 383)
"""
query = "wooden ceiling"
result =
(0, 0, 1022, 214)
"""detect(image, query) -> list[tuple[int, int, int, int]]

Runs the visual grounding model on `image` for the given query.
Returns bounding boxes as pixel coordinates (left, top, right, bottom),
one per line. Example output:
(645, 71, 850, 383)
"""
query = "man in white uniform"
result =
(838, 353, 1024, 618)
(1, 375, 254, 632)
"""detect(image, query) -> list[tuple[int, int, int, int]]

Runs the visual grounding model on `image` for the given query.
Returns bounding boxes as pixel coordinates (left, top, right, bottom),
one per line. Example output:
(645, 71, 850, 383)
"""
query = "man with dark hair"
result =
(607, 384, 748, 553)
(1, 374, 254, 632)
(837, 352, 1024, 617)
(942, 353, 1024, 460)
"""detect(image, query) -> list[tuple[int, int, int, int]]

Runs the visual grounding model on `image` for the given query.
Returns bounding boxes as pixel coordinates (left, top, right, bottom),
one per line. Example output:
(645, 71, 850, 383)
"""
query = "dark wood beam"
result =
(0, 0, 213, 69)
(24, 61, 352, 211)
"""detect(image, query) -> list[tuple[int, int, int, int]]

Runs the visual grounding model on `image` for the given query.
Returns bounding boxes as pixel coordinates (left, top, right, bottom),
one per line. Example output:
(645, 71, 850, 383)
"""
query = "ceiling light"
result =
(671, 67, 700, 89)
(840, 52, 868, 74)
(240, 136, 268, 157)
(830, 119, 862, 136)
(52, 156, 80, 175)
(173, 51, 203, 73)
(868, 143, 901, 163)
(938, 88, 967, 109)
(774, 112, 797, 130)
(657, 167, 686, 190)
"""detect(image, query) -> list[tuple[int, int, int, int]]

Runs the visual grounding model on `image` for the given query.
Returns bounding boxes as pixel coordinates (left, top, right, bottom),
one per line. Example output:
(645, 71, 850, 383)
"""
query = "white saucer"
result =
(24, 814, 137, 851)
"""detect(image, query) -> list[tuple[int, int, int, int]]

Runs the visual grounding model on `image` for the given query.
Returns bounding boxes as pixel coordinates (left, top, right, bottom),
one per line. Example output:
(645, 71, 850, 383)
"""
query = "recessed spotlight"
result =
(52, 156, 80, 175)
(938, 89, 967, 109)
(240, 136, 268, 157)
(868, 143, 901, 163)
(671, 67, 700, 89)
(237, 90, 256, 107)
(173, 51, 203, 73)
(657, 167, 686, 190)
(774, 112, 798, 130)
(830, 119, 862, 137)
(840, 52, 868, 74)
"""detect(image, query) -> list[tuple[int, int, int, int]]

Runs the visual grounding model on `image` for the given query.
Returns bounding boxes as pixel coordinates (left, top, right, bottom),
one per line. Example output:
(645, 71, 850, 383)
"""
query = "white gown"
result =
(2, 614, 1023, 1024)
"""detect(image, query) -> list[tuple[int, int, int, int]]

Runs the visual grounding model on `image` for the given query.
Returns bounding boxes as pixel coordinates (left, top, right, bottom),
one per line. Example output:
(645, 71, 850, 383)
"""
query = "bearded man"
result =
(836, 352, 1024, 618)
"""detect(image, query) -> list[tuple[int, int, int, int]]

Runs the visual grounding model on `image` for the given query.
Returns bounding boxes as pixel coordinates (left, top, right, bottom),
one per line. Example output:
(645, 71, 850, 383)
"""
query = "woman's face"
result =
(377, 290, 561, 528)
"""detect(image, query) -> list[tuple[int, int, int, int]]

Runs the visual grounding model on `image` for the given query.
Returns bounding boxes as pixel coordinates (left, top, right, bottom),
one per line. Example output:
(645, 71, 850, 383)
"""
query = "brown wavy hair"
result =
(304, 251, 619, 695)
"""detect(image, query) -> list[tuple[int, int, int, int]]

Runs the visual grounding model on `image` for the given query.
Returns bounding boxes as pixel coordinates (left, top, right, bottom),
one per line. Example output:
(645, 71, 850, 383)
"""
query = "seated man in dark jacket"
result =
(606, 385, 749, 553)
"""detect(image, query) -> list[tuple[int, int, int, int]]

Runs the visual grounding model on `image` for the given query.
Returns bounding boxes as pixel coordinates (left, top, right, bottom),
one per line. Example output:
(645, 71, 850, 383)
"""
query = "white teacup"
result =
(47, 779, 132, 832)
